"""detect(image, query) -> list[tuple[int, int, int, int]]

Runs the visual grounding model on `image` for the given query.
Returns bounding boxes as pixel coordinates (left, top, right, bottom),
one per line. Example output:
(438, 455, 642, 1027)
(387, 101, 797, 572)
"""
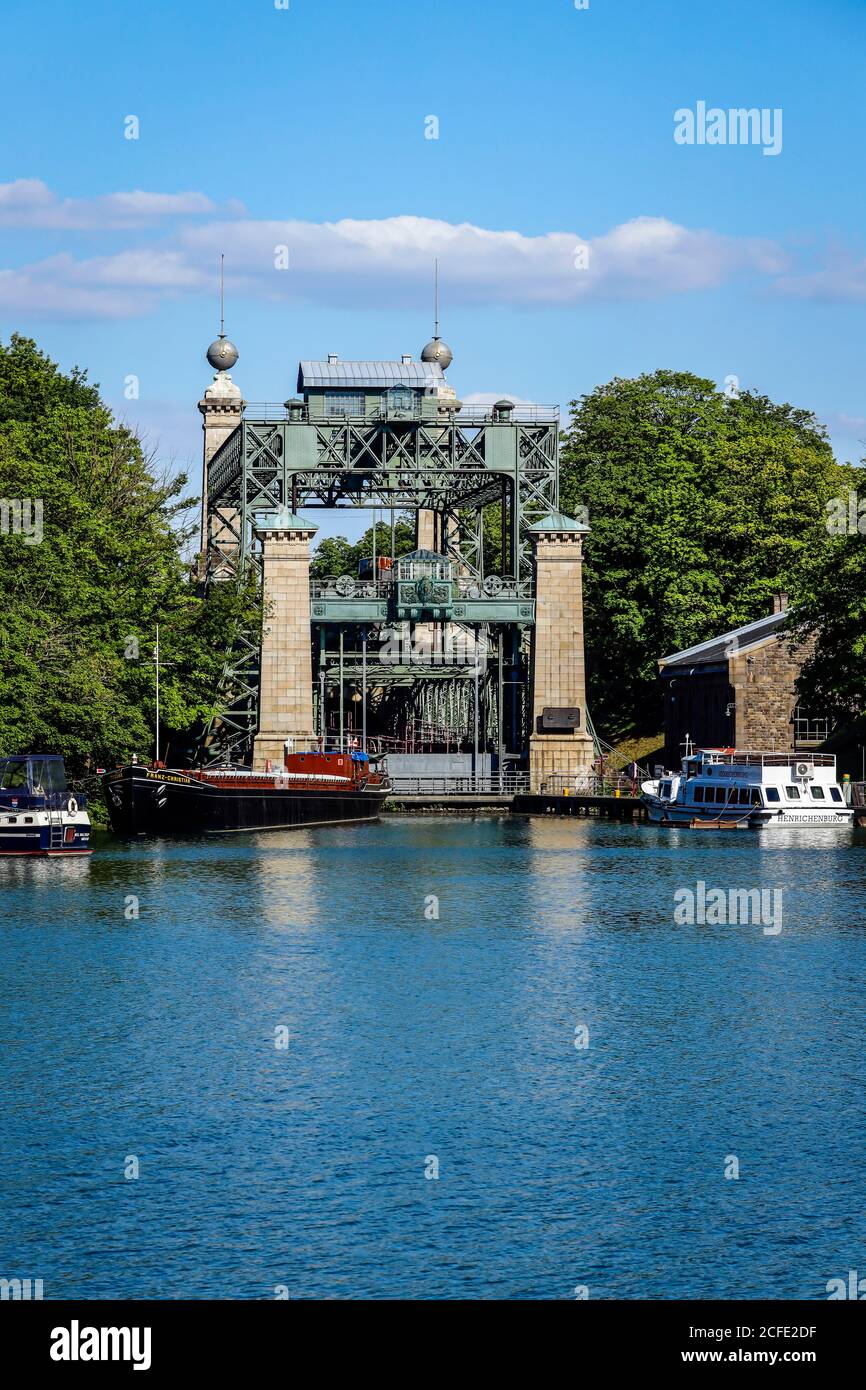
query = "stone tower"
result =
(198, 322, 244, 561)
(252, 509, 319, 771)
(528, 513, 595, 787)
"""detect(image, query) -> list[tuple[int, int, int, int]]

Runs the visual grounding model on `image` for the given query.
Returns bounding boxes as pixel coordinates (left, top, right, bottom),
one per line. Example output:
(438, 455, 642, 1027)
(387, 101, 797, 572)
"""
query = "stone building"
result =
(659, 597, 823, 766)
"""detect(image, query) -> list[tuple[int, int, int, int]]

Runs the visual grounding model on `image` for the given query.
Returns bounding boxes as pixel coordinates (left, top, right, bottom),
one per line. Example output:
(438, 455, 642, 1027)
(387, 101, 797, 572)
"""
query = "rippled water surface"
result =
(1, 815, 865, 1299)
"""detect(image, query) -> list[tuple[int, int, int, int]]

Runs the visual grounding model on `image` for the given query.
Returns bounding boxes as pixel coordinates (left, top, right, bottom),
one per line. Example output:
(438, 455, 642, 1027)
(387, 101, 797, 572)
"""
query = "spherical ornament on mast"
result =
(206, 336, 239, 372)
(420, 336, 453, 370)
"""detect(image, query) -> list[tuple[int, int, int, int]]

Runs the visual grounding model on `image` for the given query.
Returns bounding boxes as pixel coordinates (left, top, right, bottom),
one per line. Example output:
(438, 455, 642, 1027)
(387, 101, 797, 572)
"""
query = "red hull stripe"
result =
(0, 849, 92, 857)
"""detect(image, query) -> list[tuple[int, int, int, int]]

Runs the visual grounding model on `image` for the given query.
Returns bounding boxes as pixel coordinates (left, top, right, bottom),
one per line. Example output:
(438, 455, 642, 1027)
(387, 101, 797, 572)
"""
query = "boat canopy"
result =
(0, 755, 67, 793)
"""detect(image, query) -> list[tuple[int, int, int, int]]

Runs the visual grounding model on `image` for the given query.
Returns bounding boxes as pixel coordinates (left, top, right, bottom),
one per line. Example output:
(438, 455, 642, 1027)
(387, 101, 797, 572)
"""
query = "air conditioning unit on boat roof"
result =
(794, 761, 812, 779)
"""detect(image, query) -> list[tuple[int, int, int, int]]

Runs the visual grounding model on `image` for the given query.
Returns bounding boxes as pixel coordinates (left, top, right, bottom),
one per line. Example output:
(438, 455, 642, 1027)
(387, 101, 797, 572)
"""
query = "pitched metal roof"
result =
(659, 609, 791, 669)
(528, 512, 590, 534)
(297, 360, 445, 390)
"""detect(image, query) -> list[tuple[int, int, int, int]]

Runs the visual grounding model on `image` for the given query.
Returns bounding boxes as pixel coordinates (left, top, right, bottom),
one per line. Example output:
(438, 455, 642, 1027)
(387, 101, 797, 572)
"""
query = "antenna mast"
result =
(154, 624, 160, 764)
(219, 253, 225, 337)
(434, 257, 439, 338)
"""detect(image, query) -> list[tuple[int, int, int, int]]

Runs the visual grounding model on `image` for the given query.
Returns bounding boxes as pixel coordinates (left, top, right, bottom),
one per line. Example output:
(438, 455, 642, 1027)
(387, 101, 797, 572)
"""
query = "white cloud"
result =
(0, 261, 148, 319)
(771, 251, 866, 303)
(178, 212, 787, 306)
(0, 179, 242, 230)
(3, 181, 860, 320)
(824, 410, 866, 434)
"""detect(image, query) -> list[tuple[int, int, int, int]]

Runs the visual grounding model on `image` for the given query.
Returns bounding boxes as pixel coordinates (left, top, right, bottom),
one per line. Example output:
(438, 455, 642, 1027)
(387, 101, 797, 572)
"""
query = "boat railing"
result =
(700, 751, 836, 767)
(0, 789, 86, 810)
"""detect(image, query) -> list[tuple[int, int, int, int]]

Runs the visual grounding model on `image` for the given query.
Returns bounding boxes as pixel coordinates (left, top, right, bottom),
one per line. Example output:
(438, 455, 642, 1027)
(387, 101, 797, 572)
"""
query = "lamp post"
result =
(154, 625, 160, 764)
(361, 629, 368, 752)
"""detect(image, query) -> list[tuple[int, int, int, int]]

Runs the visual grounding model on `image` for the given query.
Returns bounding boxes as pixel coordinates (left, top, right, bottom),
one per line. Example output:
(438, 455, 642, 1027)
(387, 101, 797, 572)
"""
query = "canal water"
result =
(1, 816, 864, 1300)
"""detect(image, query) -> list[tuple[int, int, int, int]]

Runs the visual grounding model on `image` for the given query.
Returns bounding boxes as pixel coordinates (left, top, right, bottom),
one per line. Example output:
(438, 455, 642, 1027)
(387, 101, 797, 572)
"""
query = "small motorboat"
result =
(0, 755, 92, 855)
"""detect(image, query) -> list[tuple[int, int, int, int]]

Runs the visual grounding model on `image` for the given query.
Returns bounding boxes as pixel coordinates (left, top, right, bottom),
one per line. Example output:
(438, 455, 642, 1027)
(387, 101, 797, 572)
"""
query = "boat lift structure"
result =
(197, 332, 595, 787)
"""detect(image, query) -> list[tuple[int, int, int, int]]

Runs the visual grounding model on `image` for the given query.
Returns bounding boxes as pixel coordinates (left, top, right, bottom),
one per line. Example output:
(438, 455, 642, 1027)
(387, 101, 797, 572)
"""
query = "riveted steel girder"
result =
(201, 413, 558, 764)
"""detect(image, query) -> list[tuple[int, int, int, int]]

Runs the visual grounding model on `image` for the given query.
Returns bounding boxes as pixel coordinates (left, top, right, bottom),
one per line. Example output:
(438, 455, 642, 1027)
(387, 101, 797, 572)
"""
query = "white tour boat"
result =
(641, 749, 854, 828)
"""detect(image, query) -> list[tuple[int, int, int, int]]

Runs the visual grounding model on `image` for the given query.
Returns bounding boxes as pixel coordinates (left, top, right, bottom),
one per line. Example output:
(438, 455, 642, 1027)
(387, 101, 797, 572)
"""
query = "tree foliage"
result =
(310, 516, 416, 579)
(0, 335, 260, 773)
(559, 370, 853, 737)
(789, 475, 866, 721)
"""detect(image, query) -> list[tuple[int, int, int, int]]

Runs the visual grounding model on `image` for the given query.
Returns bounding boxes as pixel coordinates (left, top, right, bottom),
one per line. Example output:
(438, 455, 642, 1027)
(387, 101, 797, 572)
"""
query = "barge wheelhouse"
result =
(0, 755, 92, 855)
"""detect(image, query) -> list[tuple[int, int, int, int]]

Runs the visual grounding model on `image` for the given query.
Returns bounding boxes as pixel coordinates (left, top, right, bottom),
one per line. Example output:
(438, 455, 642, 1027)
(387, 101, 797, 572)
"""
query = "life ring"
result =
(67, 796, 78, 816)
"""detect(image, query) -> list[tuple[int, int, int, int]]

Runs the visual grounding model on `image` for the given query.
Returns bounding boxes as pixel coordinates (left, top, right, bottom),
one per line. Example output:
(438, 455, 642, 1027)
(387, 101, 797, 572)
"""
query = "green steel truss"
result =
(201, 410, 559, 764)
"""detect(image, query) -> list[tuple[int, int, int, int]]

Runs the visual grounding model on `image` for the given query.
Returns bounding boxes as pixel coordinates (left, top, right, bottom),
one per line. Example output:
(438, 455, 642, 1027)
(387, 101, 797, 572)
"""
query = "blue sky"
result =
(1, 0, 864, 542)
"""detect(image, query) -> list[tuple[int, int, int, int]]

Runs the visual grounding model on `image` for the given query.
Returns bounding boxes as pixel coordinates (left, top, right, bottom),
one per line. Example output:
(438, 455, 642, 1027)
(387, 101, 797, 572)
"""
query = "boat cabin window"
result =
(737, 788, 750, 805)
(809, 785, 825, 800)
(715, 787, 727, 804)
(659, 781, 672, 798)
(0, 758, 29, 790)
(785, 785, 801, 800)
(765, 787, 781, 802)
(693, 786, 704, 803)
(829, 787, 843, 803)
(29, 759, 66, 793)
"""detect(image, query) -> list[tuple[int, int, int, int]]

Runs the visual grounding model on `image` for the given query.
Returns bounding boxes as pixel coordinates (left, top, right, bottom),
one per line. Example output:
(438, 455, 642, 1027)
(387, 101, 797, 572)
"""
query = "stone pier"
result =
(252, 509, 318, 771)
(415, 509, 437, 552)
(528, 513, 595, 788)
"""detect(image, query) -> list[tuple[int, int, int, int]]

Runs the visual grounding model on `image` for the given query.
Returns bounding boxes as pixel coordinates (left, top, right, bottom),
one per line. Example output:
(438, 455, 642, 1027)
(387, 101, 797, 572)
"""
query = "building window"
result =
(386, 386, 414, 413)
(793, 706, 831, 744)
(324, 392, 365, 417)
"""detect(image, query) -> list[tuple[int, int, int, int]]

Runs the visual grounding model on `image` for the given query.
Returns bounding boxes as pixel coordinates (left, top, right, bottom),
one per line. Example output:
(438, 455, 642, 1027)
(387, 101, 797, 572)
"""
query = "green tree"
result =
(0, 333, 101, 424)
(310, 517, 415, 579)
(0, 335, 260, 775)
(789, 470, 866, 722)
(559, 370, 852, 737)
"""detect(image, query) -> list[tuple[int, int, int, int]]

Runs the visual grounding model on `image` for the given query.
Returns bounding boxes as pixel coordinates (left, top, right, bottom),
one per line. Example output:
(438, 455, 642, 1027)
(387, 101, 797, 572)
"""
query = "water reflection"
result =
(1, 815, 865, 1299)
